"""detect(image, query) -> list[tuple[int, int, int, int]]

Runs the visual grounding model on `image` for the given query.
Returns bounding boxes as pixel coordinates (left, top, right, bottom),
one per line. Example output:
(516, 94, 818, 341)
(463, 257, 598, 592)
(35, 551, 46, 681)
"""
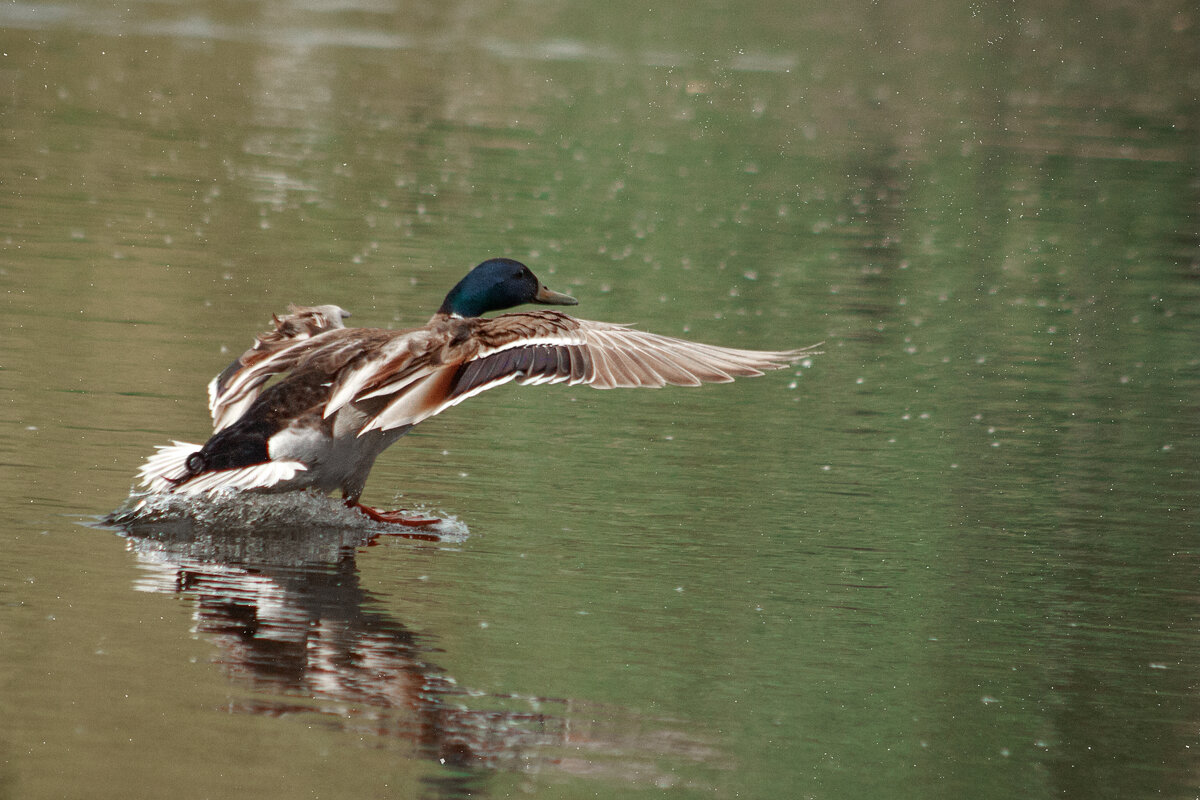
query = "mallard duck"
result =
(139, 258, 818, 524)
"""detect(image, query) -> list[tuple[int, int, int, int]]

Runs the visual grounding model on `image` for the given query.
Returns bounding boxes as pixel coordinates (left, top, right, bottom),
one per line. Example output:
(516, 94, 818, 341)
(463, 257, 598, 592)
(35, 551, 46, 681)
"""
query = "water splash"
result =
(101, 489, 469, 544)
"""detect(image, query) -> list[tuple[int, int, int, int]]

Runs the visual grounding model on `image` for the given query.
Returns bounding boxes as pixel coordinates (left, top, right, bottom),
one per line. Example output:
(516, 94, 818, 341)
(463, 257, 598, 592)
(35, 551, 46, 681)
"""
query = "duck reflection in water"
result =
(106, 505, 719, 796)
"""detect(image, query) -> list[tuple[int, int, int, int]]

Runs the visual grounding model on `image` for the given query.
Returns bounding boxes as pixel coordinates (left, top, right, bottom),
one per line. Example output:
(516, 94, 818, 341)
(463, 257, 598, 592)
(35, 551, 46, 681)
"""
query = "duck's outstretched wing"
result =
(328, 310, 820, 435)
(208, 304, 351, 431)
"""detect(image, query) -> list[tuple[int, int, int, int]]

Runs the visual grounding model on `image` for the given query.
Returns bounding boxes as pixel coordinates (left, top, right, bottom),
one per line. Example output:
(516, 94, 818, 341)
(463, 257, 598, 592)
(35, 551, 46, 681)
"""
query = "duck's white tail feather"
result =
(138, 441, 202, 492)
(167, 460, 308, 495)
(138, 440, 307, 495)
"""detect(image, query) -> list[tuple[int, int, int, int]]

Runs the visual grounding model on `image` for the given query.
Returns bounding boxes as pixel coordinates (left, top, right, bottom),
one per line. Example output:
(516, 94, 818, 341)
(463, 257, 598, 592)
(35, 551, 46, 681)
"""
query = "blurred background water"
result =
(1, 1, 1198, 798)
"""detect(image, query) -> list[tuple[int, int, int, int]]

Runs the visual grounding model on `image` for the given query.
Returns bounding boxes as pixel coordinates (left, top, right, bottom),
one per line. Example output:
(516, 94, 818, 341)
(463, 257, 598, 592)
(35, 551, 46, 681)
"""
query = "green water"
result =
(2, 2, 1198, 798)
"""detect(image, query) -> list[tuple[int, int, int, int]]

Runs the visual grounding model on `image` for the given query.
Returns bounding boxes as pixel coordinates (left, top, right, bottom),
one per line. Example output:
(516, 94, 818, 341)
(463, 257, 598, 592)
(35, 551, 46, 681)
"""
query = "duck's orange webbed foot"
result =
(347, 500, 441, 537)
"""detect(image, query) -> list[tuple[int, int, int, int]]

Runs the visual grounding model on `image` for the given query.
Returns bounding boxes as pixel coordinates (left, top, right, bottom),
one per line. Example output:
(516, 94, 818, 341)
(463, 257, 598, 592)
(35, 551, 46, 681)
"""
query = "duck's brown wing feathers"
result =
(208, 308, 816, 438)
(347, 310, 819, 434)
(206, 304, 352, 431)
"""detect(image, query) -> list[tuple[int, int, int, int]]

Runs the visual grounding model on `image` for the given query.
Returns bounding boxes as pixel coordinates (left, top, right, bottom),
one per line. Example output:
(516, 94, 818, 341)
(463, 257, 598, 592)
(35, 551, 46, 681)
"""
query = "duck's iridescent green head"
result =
(438, 258, 578, 318)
